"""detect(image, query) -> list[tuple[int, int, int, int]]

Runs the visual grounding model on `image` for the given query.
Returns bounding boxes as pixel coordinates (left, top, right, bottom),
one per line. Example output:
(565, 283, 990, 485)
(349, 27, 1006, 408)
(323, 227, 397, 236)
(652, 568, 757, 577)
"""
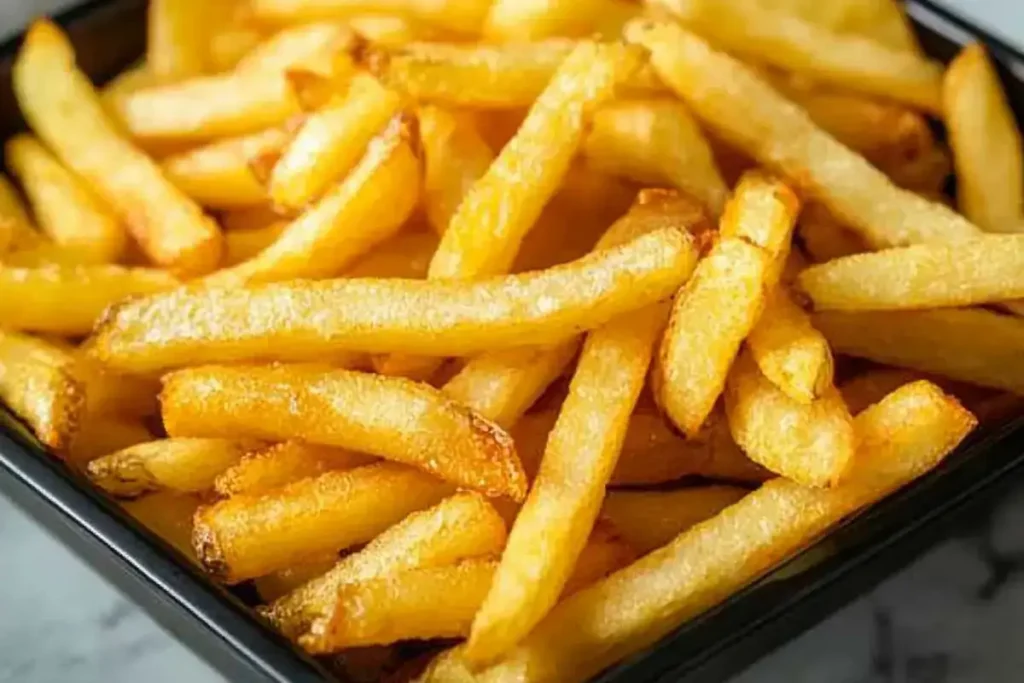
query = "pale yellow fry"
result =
(485, 0, 639, 40)
(147, 0, 209, 80)
(214, 441, 376, 497)
(725, 350, 855, 487)
(87, 438, 259, 498)
(90, 228, 695, 373)
(815, 308, 1024, 394)
(0, 265, 176, 336)
(254, 557, 338, 603)
(798, 203, 869, 263)
(419, 106, 494, 234)
(344, 229, 438, 278)
(0, 174, 38, 253)
(122, 492, 201, 562)
(162, 125, 294, 209)
(657, 172, 799, 437)
(944, 43, 1024, 233)
(193, 462, 451, 583)
(264, 492, 508, 638)
(602, 486, 748, 554)
(423, 381, 975, 683)
(161, 364, 527, 500)
(628, 20, 981, 250)
(250, 0, 492, 35)
(223, 221, 288, 266)
(761, 0, 920, 53)
(583, 99, 727, 216)
(747, 287, 834, 404)
(6, 135, 125, 263)
(68, 416, 154, 466)
(0, 330, 85, 451)
(800, 235, 1024, 310)
(270, 73, 402, 210)
(653, 0, 941, 111)
(13, 21, 223, 276)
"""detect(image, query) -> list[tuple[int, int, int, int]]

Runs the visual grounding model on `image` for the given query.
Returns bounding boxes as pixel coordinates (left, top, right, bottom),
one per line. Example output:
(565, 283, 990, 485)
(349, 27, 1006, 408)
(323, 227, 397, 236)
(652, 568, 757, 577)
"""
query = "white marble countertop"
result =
(4, 1, 1024, 682)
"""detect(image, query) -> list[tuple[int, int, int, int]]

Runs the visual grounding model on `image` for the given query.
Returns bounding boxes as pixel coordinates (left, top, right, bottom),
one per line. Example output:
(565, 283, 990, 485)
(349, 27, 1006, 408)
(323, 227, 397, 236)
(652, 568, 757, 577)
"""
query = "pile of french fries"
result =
(3, 0, 1024, 680)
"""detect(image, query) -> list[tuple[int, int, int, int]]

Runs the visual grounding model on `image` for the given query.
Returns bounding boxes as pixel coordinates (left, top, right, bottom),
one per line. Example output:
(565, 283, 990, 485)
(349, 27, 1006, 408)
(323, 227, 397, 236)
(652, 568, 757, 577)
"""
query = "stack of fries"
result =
(3, 0, 1023, 680)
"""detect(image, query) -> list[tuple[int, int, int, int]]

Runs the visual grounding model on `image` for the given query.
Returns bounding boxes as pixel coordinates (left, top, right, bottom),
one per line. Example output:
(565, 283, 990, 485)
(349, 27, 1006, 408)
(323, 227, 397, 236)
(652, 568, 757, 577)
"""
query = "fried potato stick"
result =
(215, 441, 376, 497)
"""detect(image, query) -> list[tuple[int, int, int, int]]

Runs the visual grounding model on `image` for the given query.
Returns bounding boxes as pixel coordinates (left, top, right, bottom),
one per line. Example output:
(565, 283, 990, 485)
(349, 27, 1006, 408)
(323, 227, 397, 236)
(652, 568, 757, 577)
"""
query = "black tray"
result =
(1, 2, 1024, 682)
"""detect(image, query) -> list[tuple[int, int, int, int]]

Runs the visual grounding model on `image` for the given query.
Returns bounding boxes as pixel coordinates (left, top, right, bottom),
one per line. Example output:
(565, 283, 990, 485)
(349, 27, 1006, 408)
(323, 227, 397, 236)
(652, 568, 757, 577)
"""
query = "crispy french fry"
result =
(657, 172, 799, 437)
(122, 492, 201, 562)
(725, 350, 855, 487)
(763, 0, 920, 53)
(250, 0, 492, 35)
(90, 228, 696, 373)
(214, 441, 376, 497)
(161, 364, 526, 500)
(484, 0, 639, 40)
(628, 20, 982, 250)
(652, 0, 941, 111)
(0, 330, 85, 451)
(193, 462, 451, 583)
(419, 106, 494, 234)
(222, 221, 288, 266)
(269, 74, 402, 210)
(815, 308, 1024, 394)
(206, 115, 420, 285)
(264, 492, 507, 638)
(67, 416, 154, 466)
(583, 99, 727, 216)
(344, 230, 438, 279)
(6, 135, 125, 263)
(798, 203, 869, 263)
(602, 487, 748, 554)
(944, 43, 1023, 233)
(747, 287, 834, 403)
(162, 125, 294, 209)
(147, 0, 209, 80)
(13, 21, 222, 276)
(0, 265, 176, 336)
(0, 174, 38, 253)
(423, 382, 975, 683)
(254, 557, 338, 603)
(839, 367, 924, 416)
(799, 235, 1024, 311)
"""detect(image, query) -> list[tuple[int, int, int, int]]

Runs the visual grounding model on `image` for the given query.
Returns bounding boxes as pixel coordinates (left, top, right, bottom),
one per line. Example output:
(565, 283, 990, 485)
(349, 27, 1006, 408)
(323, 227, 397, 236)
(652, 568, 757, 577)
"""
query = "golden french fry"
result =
(424, 381, 975, 683)
(799, 235, 1024, 311)
(348, 15, 451, 46)
(236, 22, 354, 75)
(0, 330, 85, 451)
(122, 492, 201, 562)
(147, 0, 209, 80)
(602, 486, 748, 554)
(657, 172, 799, 437)
(628, 20, 982, 250)
(254, 557, 338, 603)
(269, 74, 402, 210)
(210, 24, 266, 73)
(344, 229, 438, 279)
(0, 265, 176, 336)
(0, 174, 39, 253)
(839, 367, 924, 416)
(485, 0, 638, 40)
(100, 62, 154, 112)
(70, 350, 160, 418)
(251, 0, 492, 35)
(798, 203, 869, 263)
(264, 492, 507, 638)
(214, 441, 376, 497)
(219, 204, 286, 232)
(13, 21, 223, 276)
(762, 0, 920, 53)
(6, 135, 125, 263)
(67, 416, 154, 466)
(86, 438, 260, 498)
(419, 106, 494, 234)
(90, 228, 696, 373)
(944, 43, 1023, 233)
(815, 308, 1024, 394)
(222, 221, 288, 266)
(161, 125, 294, 209)
(725, 350, 855, 487)
(193, 462, 451, 583)
(563, 521, 638, 596)
(747, 287, 834, 403)
(583, 99, 727, 216)
(161, 364, 527, 500)
(206, 115, 420, 285)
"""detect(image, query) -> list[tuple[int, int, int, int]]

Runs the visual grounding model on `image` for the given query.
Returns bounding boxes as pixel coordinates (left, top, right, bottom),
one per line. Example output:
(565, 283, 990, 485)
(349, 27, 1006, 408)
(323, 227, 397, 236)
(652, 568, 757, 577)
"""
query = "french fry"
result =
(214, 441, 376, 497)
(944, 43, 1024, 233)
(70, 350, 160, 418)
(219, 204, 286, 232)
(86, 438, 260, 498)
(147, 0, 209, 80)
(235, 22, 354, 75)
(122, 492, 201, 562)
(652, 0, 942, 111)
(161, 364, 527, 500)
(583, 99, 727, 216)
(161, 125, 294, 209)
(192, 462, 451, 583)
(423, 382, 975, 683)
(628, 20, 982, 250)
(725, 350, 855, 487)
(764, 0, 920, 53)
(882, 144, 952, 195)
(206, 115, 420, 285)
(13, 21, 223, 276)
(67, 416, 154, 466)
(344, 230, 438, 279)
(798, 203, 869, 263)
(419, 106, 494, 234)
(254, 556, 338, 603)
(0, 265, 176, 336)
(348, 15, 450, 47)
(264, 492, 507, 638)
(222, 221, 288, 266)
(602, 486, 748, 554)
(563, 521, 638, 596)
(0, 174, 39, 253)
(656, 172, 799, 437)
(484, 0, 639, 40)
(815, 308, 1024, 394)
(269, 73, 403, 210)
(5, 135, 125, 263)
(250, 0, 492, 36)
(90, 228, 696, 373)
(839, 367, 923, 416)
(100, 62, 154, 112)
(0, 330, 85, 451)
